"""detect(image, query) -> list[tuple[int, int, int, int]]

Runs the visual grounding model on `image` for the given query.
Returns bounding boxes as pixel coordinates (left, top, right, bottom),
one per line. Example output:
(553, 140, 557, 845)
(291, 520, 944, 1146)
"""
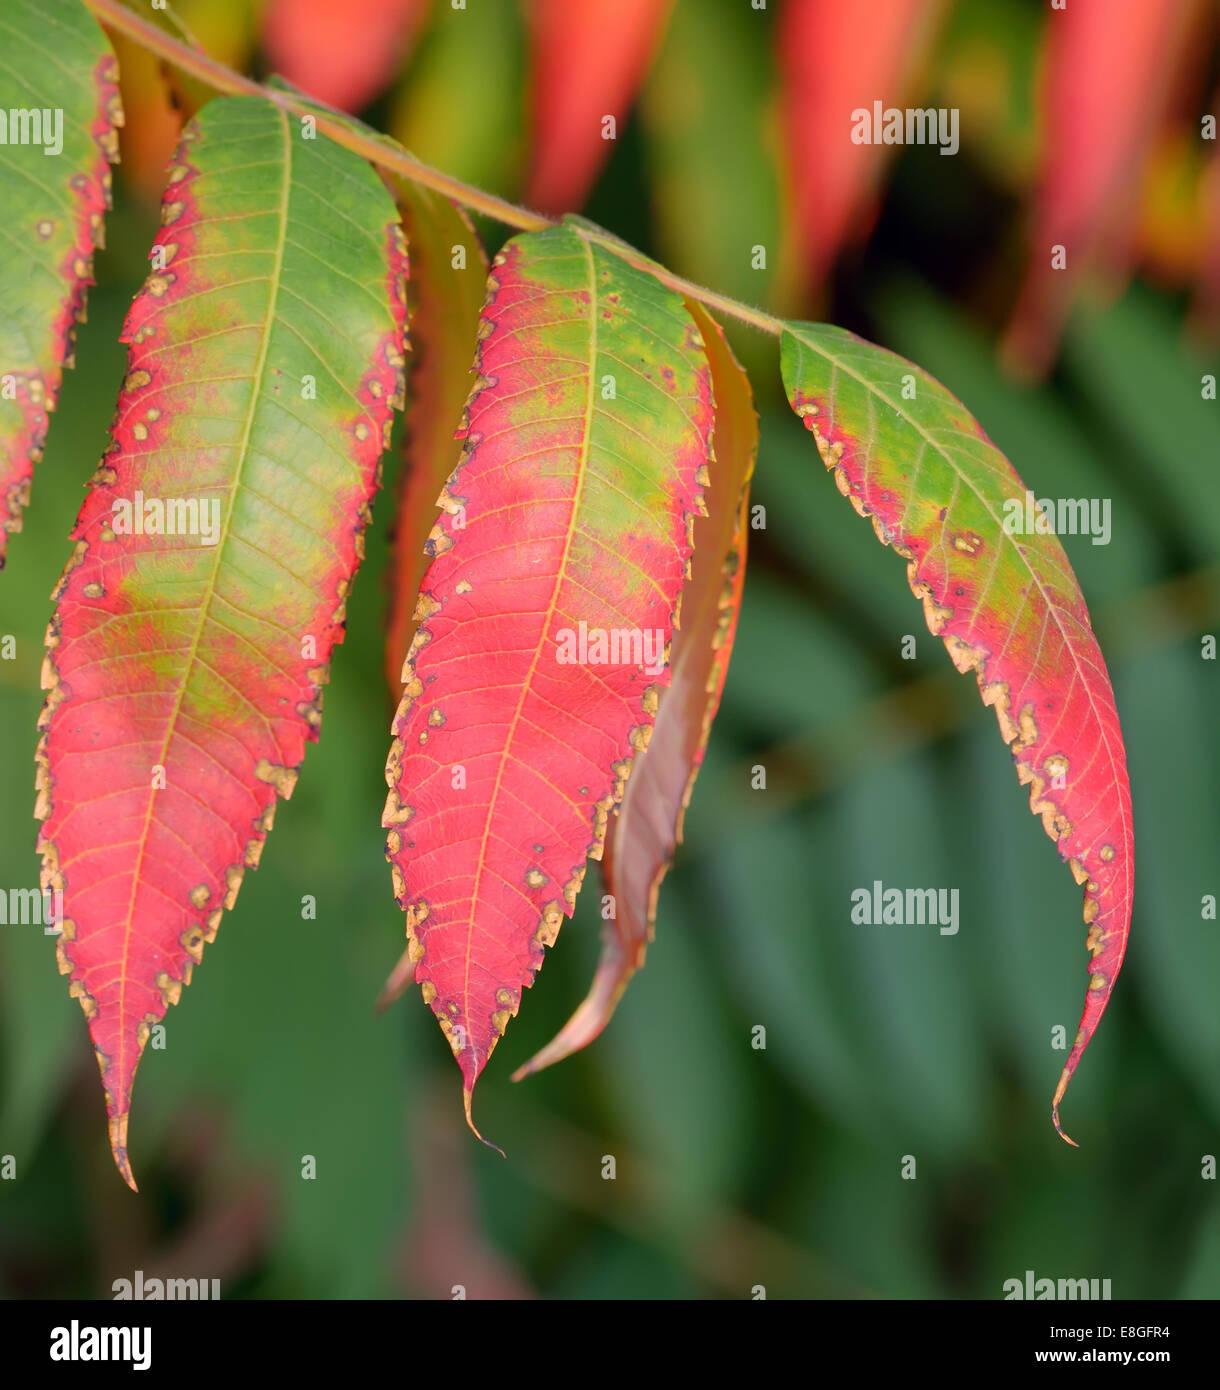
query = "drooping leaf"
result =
(383, 181, 487, 706)
(36, 95, 407, 1187)
(775, 0, 943, 305)
(261, 0, 429, 112)
(780, 321, 1134, 1143)
(524, 0, 673, 214)
(514, 301, 756, 1077)
(1002, 0, 1201, 376)
(0, 0, 121, 568)
(382, 222, 712, 1135)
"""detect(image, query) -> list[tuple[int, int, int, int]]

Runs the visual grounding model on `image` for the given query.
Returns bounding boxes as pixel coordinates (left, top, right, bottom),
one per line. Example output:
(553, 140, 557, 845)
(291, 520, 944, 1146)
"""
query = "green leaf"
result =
(0, 0, 121, 567)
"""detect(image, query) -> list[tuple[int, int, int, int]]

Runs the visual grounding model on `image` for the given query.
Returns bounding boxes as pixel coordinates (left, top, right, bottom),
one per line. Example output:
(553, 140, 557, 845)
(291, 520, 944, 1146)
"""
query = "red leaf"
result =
(776, 0, 942, 303)
(1003, 0, 1201, 375)
(525, 0, 673, 213)
(514, 302, 756, 1077)
(382, 224, 712, 1138)
(261, 0, 429, 112)
(36, 98, 407, 1187)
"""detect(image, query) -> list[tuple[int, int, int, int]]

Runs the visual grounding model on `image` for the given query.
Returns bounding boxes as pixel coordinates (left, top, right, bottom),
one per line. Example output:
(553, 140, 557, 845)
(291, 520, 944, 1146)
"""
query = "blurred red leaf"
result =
(261, 0, 429, 112)
(776, 0, 943, 305)
(525, 0, 673, 213)
(1003, 0, 1203, 375)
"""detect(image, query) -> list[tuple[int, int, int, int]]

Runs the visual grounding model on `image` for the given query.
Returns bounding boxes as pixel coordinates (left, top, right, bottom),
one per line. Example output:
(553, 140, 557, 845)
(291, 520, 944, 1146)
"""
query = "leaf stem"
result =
(84, 0, 785, 338)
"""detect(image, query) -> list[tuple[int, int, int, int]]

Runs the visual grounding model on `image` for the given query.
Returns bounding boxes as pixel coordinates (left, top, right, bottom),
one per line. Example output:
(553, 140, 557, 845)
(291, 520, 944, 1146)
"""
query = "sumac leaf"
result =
(1003, 0, 1200, 375)
(776, 0, 942, 303)
(780, 321, 1134, 1143)
(382, 223, 711, 1136)
(515, 302, 756, 1077)
(36, 96, 406, 1187)
(525, 0, 673, 213)
(0, 0, 121, 567)
(384, 182, 487, 706)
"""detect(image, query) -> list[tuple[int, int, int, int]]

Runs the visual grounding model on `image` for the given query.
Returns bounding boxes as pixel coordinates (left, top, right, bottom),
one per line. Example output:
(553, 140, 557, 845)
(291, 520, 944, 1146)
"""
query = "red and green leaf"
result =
(781, 321, 1134, 1143)
(382, 222, 711, 1135)
(384, 181, 487, 706)
(36, 95, 406, 1187)
(515, 301, 756, 1078)
(525, 0, 673, 214)
(0, 0, 121, 567)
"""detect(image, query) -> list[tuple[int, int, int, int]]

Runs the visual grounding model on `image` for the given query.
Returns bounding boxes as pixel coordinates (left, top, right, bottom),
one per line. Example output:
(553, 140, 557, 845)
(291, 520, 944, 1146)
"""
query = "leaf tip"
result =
(462, 1084, 506, 1159)
(108, 1113, 139, 1191)
(1051, 1074, 1080, 1149)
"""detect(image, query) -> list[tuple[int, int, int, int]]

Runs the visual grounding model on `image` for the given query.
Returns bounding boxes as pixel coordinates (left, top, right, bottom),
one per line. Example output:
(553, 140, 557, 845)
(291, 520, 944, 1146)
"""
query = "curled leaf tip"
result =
(462, 1085, 506, 1158)
(1051, 1077, 1080, 1149)
(109, 1115, 139, 1192)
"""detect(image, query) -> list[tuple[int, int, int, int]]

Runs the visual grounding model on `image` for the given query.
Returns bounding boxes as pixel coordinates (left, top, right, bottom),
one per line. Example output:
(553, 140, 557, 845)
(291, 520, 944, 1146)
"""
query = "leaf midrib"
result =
(115, 105, 293, 1097)
(459, 231, 600, 1064)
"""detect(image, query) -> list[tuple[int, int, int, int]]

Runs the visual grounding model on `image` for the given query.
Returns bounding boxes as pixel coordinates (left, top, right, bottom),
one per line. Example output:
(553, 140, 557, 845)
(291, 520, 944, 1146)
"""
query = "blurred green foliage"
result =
(1, 0, 1217, 1300)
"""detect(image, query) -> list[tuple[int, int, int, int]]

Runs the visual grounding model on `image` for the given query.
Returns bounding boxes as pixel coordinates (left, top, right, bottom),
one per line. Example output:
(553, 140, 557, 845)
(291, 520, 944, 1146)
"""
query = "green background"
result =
(1, 0, 1217, 1299)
